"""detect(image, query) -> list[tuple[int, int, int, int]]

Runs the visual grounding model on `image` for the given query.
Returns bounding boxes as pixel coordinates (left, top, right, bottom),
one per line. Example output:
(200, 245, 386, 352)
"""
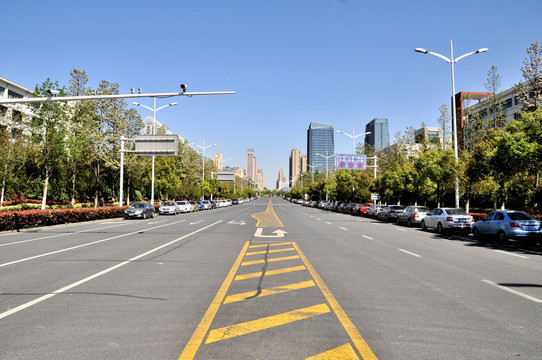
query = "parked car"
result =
(190, 201, 200, 211)
(201, 200, 212, 210)
(124, 202, 155, 219)
(175, 201, 192, 213)
(159, 201, 178, 215)
(472, 210, 542, 243)
(397, 205, 431, 227)
(366, 204, 383, 218)
(421, 207, 474, 234)
(378, 205, 404, 222)
(352, 203, 371, 216)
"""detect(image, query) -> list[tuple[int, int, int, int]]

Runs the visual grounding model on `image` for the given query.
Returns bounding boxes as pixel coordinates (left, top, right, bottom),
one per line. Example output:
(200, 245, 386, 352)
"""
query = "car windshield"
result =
(177, 201, 186, 205)
(163, 202, 175, 206)
(132, 203, 145, 208)
(508, 212, 535, 221)
(415, 207, 430, 212)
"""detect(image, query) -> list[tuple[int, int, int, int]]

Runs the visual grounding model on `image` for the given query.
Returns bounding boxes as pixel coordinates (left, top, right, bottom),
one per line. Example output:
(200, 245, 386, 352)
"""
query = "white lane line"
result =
(316, 218, 321, 221)
(398, 249, 421, 257)
(0, 220, 187, 268)
(395, 228, 408, 232)
(361, 235, 373, 240)
(0, 222, 132, 248)
(340, 227, 348, 231)
(493, 250, 529, 259)
(0, 220, 223, 321)
(481, 279, 542, 303)
(326, 222, 332, 225)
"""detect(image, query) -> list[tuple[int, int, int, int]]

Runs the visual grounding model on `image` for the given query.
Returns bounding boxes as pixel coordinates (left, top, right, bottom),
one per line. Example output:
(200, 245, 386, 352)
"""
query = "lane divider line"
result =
(0, 219, 188, 268)
(398, 249, 422, 258)
(0, 220, 223, 322)
(481, 279, 542, 303)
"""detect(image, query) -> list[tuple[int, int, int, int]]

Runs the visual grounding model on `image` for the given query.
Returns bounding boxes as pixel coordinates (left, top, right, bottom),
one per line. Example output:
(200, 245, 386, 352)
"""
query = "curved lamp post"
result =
(415, 40, 488, 208)
(337, 128, 371, 154)
(191, 140, 217, 200)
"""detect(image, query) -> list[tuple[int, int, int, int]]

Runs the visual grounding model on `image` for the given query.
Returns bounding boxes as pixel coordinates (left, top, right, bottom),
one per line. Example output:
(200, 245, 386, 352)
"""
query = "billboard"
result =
(134, 135, 179, 156)
(335, 154, 367, 170)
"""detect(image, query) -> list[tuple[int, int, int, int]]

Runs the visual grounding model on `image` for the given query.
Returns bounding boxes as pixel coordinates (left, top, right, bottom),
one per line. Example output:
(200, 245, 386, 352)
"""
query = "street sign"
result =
(335, 154, 367, 170)
(134, 135, 178, 156)
(371, 193, 379, 200)
(217, 172, 235, 182)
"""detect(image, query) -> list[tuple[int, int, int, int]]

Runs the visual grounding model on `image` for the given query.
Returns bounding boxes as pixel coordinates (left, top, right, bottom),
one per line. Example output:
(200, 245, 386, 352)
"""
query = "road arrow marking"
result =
(254, 227, 287, 238)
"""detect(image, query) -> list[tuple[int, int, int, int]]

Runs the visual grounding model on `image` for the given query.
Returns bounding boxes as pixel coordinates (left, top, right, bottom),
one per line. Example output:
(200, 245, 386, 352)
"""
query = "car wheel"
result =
(143, 212, 147, 220)
(472, 227, 480, 240)
(421, 221, 427, 231)
(407, 219, 412, 227)
(497, 231, 508, 244)
(437, 223, 444, 234)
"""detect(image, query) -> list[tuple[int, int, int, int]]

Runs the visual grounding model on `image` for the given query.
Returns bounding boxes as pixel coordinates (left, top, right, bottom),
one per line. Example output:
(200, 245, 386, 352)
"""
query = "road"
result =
(1, 197, 541, 359)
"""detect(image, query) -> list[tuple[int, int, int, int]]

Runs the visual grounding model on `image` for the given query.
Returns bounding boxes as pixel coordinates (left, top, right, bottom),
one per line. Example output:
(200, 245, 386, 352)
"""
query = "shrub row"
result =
(0, 206, 127, 231)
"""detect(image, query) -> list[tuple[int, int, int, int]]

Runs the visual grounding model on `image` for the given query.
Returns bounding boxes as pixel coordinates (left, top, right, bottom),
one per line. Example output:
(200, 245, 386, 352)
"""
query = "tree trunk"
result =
(1, 143, 13, 206)
(41, 168, 49, 210)
(71, 163, 77, 205)
(94, 161, 100, 207)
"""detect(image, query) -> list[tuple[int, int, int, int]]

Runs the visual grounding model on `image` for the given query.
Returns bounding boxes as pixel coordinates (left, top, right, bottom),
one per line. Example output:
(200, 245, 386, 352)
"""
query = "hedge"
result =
(0, 206, 127, 231)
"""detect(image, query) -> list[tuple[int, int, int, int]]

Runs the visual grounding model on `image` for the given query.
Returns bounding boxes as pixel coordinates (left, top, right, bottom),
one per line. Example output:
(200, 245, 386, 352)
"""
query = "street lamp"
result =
(191, 140, 217, 199)
(132, 99, 178, 205)
(336, 128, 371, 154)
(316, 151, 334, 179)
(415, 40, 488, 208)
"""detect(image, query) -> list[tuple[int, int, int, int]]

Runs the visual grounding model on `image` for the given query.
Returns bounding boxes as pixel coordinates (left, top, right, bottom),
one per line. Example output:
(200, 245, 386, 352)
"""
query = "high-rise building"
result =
(307, 122, 334, 174)
(257, 169, 265, 189)
(246, 149, 256, 181)
(301, 154, 307, 173)
(365, 118, 390, 150)
(276, 169, 287, 190)
(213, 153, 223, 170)
(289, 148, 301, 187)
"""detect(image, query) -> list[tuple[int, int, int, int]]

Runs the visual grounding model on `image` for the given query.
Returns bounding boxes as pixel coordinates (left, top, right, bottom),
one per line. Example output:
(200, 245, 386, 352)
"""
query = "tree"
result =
(484, 65, 506, 128)
(517, 41, 542, 112)
(437, 104, 452, 150)
(30, 79, 69, 210)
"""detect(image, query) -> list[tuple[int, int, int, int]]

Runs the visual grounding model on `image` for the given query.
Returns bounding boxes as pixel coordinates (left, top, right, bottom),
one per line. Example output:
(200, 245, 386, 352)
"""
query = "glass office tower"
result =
(307, 122, 334, 174)
(364, 118, 390, 150)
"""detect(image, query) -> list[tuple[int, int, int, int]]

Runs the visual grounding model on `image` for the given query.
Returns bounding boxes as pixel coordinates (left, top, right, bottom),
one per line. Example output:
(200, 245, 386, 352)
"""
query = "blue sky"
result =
(3, 0, 541, 188)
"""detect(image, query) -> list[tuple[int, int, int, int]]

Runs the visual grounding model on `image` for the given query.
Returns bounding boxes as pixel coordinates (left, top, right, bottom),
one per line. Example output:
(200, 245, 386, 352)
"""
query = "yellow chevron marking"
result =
(224, 280, 316, 304)
(205, 303, 330, 344)
(305, 343, 360, 359)
(241, 255, 300, 266)
(235, 265, 306, 281)
(245, 247, 295, 256)
(249, 242, 292, 248)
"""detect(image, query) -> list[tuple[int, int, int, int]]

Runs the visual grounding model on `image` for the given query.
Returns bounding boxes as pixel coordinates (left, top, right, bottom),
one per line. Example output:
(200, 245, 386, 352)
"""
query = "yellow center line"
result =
(178, 241, 250, 360)
(205, 303, 331, 344)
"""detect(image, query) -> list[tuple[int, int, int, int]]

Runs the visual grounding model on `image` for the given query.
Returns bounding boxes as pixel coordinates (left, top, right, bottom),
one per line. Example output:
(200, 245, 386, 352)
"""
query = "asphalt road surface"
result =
(1, 197, 541, 359)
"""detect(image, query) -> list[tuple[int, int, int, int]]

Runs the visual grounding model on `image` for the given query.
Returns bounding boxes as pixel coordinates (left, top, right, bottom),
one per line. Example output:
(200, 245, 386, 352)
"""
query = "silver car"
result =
(397, 205, 430, 227)
(366, 204, 383, 219)
(159, 201, 178, 215)
(421, 207, 474, 234)
(175, 201, 192, 213)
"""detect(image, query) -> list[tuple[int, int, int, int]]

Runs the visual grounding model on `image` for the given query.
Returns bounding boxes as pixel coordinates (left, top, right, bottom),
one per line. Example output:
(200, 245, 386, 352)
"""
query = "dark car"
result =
(472, 210, 542, 243)
(397, 205, 430, 227)
(378, 205, 404, 222)
(124, 202, 155, 219)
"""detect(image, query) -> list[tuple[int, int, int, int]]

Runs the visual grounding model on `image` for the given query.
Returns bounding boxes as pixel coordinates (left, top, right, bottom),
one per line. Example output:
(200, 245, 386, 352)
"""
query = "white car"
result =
(421, 207, 474, 234)
(175, 201, 192, 213)
(159, 201, 178, 215)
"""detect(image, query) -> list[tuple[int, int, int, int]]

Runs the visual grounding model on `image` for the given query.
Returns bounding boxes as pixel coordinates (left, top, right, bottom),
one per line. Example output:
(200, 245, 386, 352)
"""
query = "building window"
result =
(8, 90, 23, 99)
(502, 98, 513, 110)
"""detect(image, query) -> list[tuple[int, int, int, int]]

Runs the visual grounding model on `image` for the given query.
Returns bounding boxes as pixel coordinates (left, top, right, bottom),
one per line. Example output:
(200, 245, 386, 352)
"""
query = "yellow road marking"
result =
(241, 255, 300, 266)
(251, 198, 284, 227)
(234, 265, 306, 281)
(249, 242, 292, 248)
(178, 241, 250, 360)
(305, 343, 360, 359)
(205, 303, 331, 344)
(293, 242, 378, 360)
(245, 247, 295, 256)
(224, 280, 316, 304)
